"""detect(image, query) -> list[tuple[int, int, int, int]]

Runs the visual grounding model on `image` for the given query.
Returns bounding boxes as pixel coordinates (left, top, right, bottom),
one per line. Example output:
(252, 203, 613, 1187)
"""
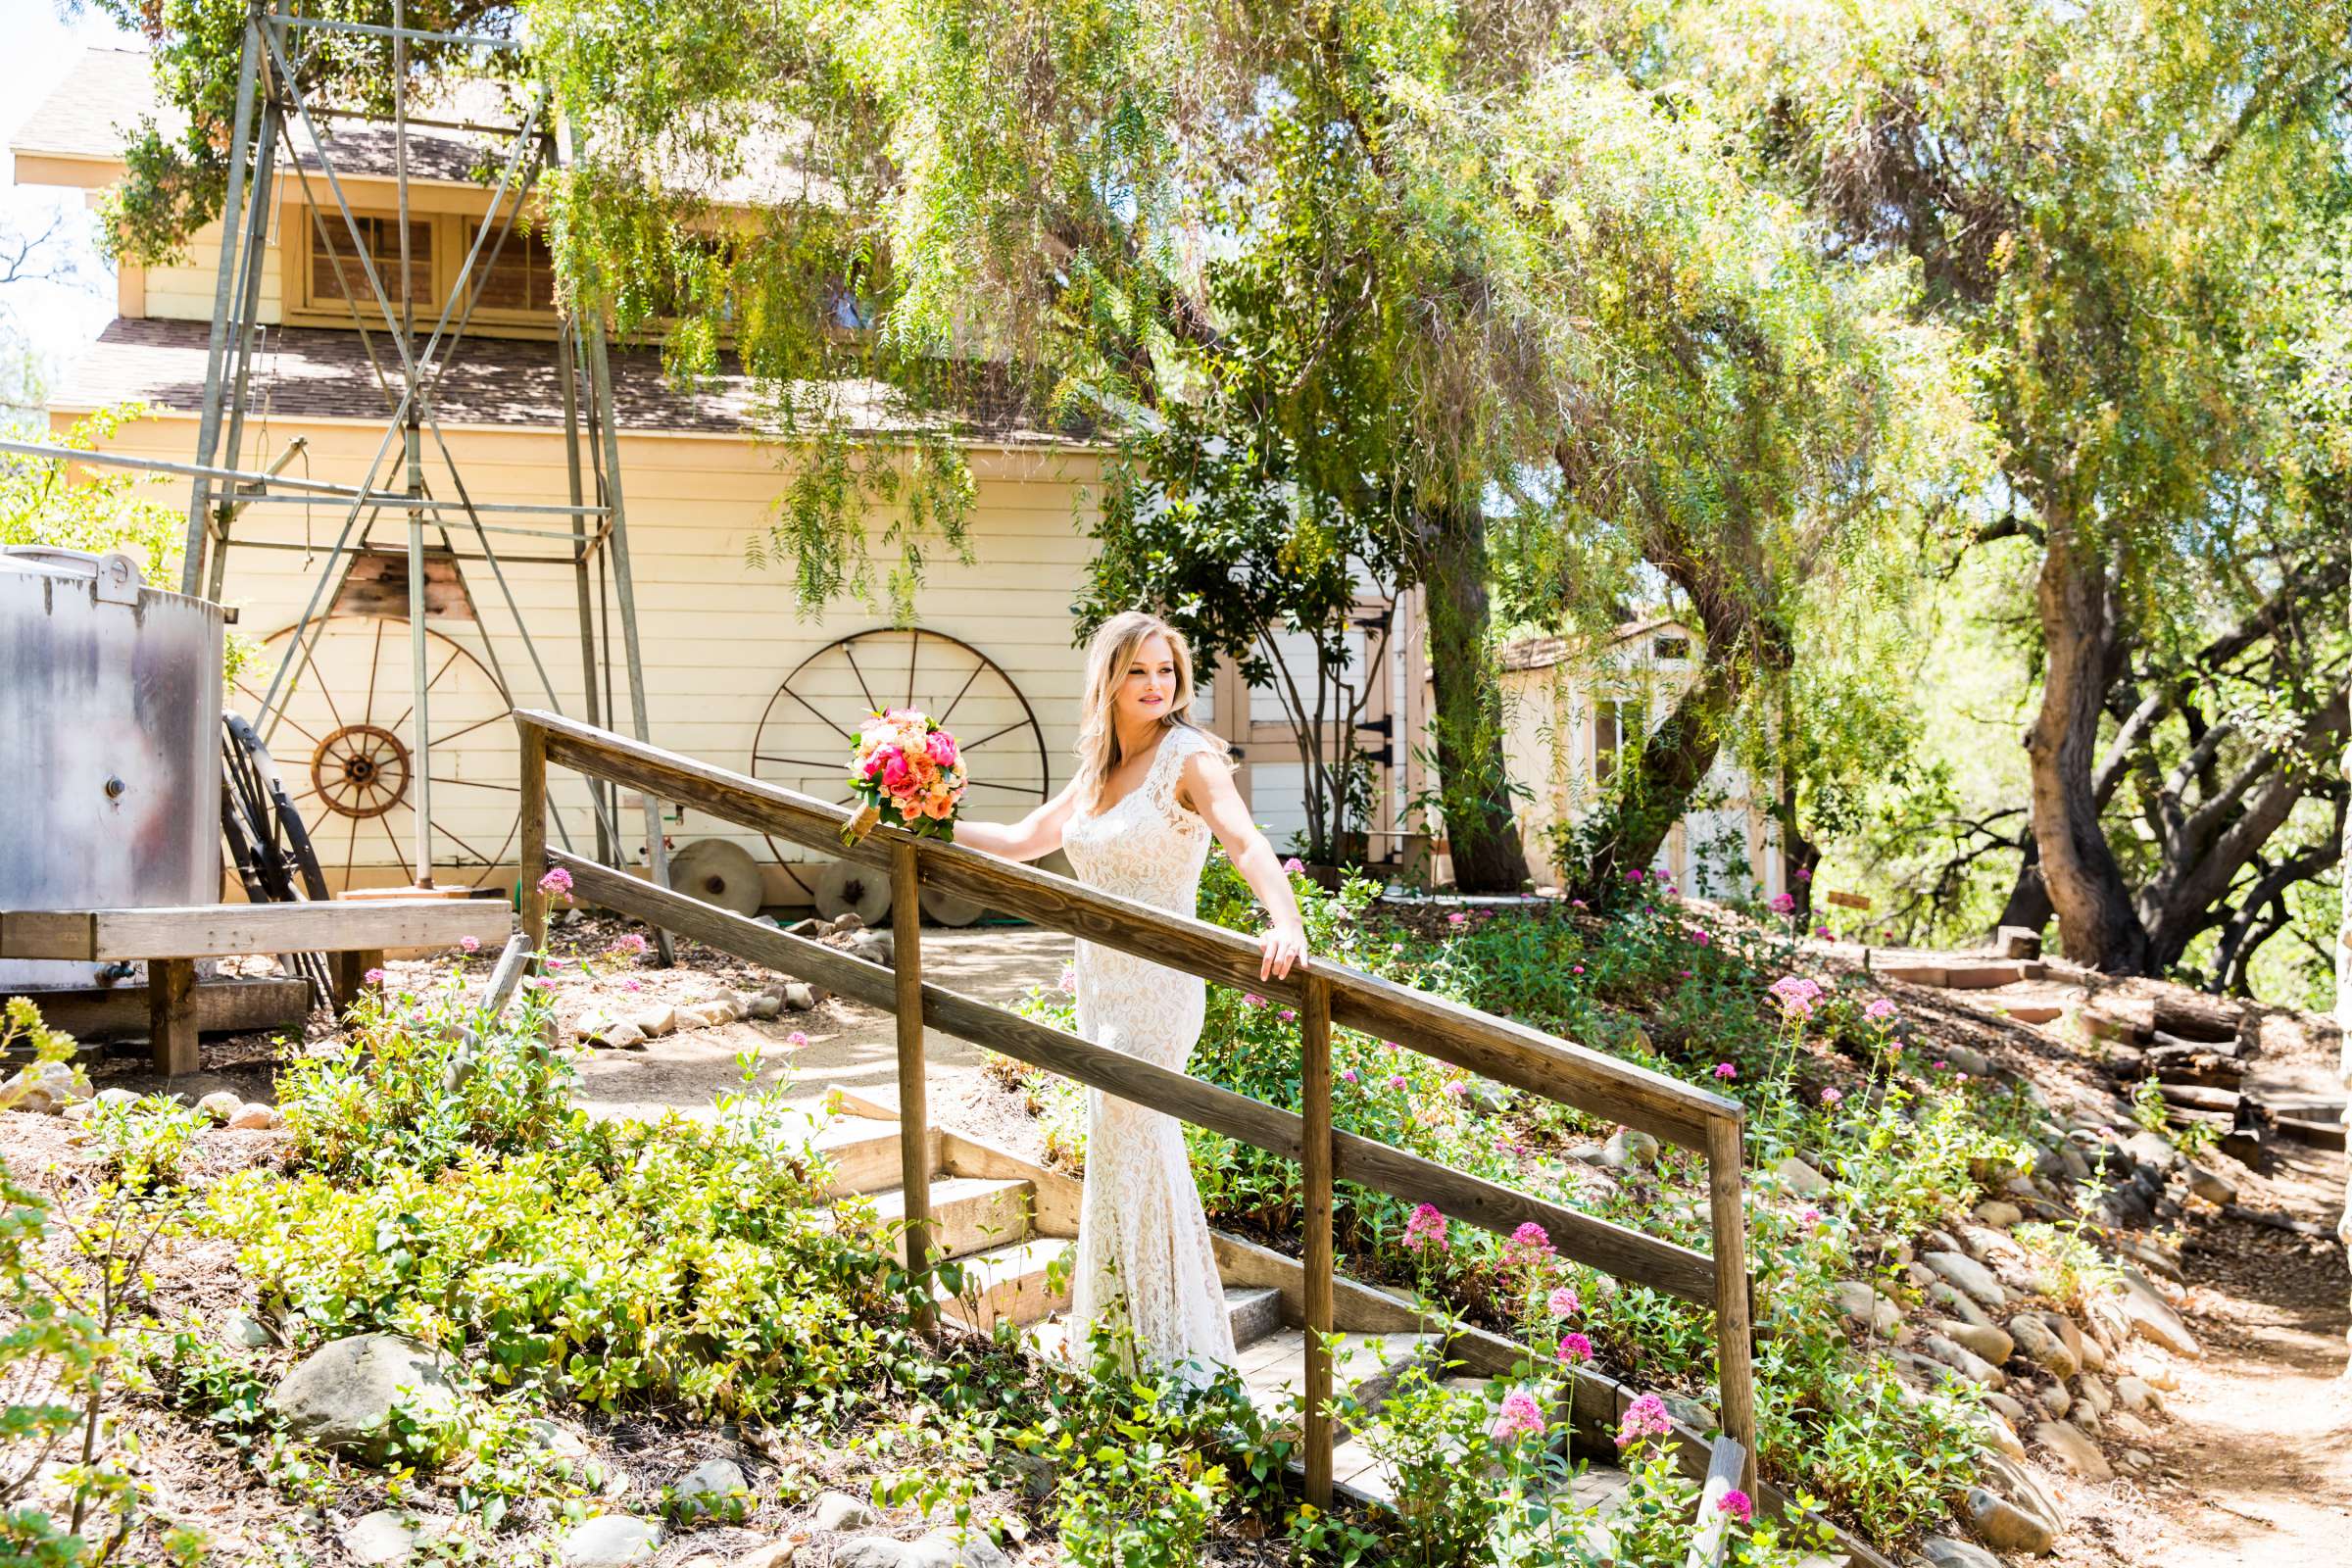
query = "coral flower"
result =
(1492, 1390, 1546, 1444)
(1617, 1393, 1672, 1446)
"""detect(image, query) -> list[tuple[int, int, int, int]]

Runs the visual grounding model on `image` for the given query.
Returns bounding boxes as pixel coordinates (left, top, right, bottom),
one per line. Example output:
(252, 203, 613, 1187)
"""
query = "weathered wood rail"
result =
(513, 709, 1757, 1504)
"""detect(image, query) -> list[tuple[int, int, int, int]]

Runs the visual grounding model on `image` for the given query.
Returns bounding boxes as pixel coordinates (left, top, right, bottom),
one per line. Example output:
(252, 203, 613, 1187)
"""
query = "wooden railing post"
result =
(893, 841, 937, 1337)
(519, 722, 549, 955)
(1704, 1113, 1756, 1493)
(1301, 973, 1335, 1508)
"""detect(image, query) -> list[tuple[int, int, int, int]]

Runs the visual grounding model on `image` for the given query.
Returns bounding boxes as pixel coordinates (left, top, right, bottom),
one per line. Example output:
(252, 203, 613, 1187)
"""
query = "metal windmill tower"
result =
(177, 3, 672, 947)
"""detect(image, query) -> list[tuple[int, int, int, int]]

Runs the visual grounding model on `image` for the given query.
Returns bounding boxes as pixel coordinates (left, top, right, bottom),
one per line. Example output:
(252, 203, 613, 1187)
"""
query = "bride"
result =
(953, 610, 1310, 1388)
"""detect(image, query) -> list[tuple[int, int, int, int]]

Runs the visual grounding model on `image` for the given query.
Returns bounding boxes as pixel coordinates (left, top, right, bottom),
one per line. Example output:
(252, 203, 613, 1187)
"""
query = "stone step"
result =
(843, 1175, 1037, 1263)
(937, 1235, 1071, 1331)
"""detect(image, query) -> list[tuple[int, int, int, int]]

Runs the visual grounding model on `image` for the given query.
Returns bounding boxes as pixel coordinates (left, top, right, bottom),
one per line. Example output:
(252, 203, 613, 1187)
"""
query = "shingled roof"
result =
(54, 317, 1089, 447)
(12, 46, 839, 205)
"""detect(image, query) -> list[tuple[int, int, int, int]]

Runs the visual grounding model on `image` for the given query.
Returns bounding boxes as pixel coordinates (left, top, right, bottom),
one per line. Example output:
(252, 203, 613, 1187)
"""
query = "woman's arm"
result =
(954, 777, 1082, 863)
(1178, 752, 1309, 980)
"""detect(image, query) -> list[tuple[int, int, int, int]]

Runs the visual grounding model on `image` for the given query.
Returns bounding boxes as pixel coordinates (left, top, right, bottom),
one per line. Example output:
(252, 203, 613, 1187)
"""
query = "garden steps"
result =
(839, 1174, 1040, 1264)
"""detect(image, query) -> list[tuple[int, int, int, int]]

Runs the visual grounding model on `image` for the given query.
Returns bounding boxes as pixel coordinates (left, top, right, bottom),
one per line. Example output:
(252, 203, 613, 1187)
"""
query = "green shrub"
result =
(277, 981, 587, 1183)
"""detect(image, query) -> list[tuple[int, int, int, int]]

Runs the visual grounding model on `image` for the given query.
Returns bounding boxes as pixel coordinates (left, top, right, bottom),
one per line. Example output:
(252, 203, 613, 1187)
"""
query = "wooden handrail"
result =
(513, 710, 1758, 1497)
(521, 709, 1736, 1148)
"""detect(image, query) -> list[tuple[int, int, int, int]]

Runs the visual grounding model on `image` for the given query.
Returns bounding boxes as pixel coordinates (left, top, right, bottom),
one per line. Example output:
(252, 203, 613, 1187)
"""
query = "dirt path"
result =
(2122, 1140, 2352, 1568)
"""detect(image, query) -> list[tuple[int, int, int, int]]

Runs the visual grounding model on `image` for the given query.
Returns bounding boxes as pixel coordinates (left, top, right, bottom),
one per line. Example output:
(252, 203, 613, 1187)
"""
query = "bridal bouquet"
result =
(841, 708, 966, 847)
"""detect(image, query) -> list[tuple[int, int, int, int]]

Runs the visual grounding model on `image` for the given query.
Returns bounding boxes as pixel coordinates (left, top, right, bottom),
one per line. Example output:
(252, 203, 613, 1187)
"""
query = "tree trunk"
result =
(1994, 819, 2054, 934)
(2024, 520, 2149, 972)
(1571, 653, 1743, 899)
(1414, 503, 1532, 893)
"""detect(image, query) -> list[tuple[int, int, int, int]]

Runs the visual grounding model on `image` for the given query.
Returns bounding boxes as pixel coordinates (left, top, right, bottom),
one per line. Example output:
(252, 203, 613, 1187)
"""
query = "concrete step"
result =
(937, 1235, 1071, 1331)
(844, 1175, 1037, 1264)
(1238, 1328, 1441, 1438)
(1226, 1285, 1284, 1349)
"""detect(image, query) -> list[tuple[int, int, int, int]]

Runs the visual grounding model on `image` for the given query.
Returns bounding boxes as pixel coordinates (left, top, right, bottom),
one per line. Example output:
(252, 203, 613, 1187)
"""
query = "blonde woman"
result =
(954, 610, 1309, 1386)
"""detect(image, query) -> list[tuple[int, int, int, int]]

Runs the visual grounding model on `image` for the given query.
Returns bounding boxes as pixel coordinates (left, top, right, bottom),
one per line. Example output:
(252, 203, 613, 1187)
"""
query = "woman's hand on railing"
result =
(1259, 919, 1309, 981)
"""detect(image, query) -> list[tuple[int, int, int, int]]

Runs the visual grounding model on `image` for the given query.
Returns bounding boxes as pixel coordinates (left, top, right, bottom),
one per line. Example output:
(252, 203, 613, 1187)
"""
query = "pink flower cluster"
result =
(1716, 1488, 1754, 1524)
(1864, 997, 1897, 1021)
(1712, 1061, 1737, 1081)
(1768, 891, 1796, 914)
(611, 932, 650, 956)
(1403, 1202, 1449, 1253)
(1617, 1393, 1673, 1446)
(537, 865, 573, 899)
(851, 708, 966, 824)
(1503, 1221, 1554, 1267)
(1767, 974, 1822, 1019)
(1556, 1330, 1593, 1365)
(1492, 1389, 1546, 1444)
(1548, 1286, 1581, 1318)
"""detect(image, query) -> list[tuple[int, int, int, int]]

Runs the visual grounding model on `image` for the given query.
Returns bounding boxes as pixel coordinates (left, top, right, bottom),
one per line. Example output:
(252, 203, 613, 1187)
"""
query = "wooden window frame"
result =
(284, 206, 452, 332)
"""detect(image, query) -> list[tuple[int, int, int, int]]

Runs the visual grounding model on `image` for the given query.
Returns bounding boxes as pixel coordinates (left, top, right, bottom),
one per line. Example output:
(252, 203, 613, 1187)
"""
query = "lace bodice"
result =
(1057, 721, 1236, 1388)
(1060, 724, 1217, 910)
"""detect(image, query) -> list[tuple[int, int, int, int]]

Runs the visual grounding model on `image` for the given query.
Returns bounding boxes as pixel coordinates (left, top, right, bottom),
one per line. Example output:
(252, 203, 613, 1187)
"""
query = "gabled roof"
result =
(55, 317, 1089, 447)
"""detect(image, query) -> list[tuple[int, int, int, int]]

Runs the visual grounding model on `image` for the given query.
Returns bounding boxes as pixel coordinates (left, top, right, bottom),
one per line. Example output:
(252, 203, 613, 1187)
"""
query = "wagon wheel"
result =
(750, 627, 1051, 900)
(232, 616, 518, 890)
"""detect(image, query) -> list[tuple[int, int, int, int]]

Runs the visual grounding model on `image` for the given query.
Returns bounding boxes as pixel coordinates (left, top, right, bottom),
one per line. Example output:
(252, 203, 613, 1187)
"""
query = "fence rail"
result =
(512, 709, 1756, 1499)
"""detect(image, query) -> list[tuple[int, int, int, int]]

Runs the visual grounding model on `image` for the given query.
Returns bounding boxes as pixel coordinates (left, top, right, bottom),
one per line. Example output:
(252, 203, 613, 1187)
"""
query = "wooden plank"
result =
(1, 977, 309, 1041)
(147, 958, 199, 1076)
(2, 902, 510, 960)
(1686, 1434, 1750, 1568)
(1705, 1118, 1757, 1493)
(520, 723, 550, 956)
(1824, 890, 1872, 910)
(517, 710, 1733, 1152)
(0, 912, 98, 961)
(1301, 973, 1335, 1509)
(546, 849, 1720, 1304)
(893, 842, 937, 1339)
(481, 931, 532, 1018)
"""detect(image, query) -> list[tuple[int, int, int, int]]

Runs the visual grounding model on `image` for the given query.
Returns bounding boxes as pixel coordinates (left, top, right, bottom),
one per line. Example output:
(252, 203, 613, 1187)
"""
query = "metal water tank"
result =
(0, 547, 222, 991)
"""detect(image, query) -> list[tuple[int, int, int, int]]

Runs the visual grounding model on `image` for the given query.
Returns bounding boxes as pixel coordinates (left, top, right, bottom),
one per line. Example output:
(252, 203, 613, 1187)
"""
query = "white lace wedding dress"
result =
(1058, 722, 1238, 1390)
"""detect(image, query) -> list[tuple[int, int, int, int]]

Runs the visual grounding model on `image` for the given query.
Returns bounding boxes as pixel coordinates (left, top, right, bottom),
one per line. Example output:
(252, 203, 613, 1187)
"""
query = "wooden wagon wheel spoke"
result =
(238, 614, 516, 891)
(750, 627, 1051, 894)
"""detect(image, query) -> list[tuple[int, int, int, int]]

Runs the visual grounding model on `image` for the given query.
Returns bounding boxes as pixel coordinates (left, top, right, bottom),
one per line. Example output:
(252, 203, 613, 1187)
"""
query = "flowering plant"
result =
(841, 708, 966, 847)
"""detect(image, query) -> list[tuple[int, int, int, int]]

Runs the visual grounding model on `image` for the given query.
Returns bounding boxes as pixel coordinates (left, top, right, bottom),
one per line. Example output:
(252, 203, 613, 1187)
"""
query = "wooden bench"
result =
(0, 901, 514, 1074)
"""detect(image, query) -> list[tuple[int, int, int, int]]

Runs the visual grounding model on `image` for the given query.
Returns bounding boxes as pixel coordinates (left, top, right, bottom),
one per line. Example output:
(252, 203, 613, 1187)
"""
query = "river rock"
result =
(632, 1004, 678, 1037)
(1984, 1390, 2029, 1424)
(671, 1457, 750, 1519)
(2183, 1164, 2236, 1204)
(1961, 1487, 2056, 1555)
(227, 1101, 281, 1130)
(1834, 1281, 1902, 1337)
(2009, 1313, 2081, 1380)
(782, 982, 819, 1010)
(813, 1491, 881, 1531)
(1934, 1318, 2015, 1366)
(1924, 1250, 2006, 1309)
(2035, 1382, 2070, 1417)
(1920, 1333, 2006, 1390)
(1930, 1281, 1996, 1330)
(603, 1022, 647, 1051)
(831, 1542, 911, 1568)
(1972, 1200, 2024, 1230)
(901, 1532, 1012, 1568)
(2076, 1374, 2114, 1417)
(340, 1509, 453, 1565)
(2034, 1419, 2112, 1481)
(224, 1308, 275, 1348)
(266, 1333, 462, 1461)
(571, 1007, 620, 1044)
(2116, 1271, 2201, 1357)
(1774, 1155, 1834, 1199)
(560, 1515, 662, 1566)
(1464, 1076, 1515, 1115)
(2121, 1130, 2180, 1174)
(1600, 1129, 1659, 1168)
(2115, 1374, 2159, 1415)
(746, 993, 784, 1021)
(1969, 1407, 2028, 1460)
(845, 929, 896, 967)
(195, 1089, 243, 1124)
(1923, 1537, 2004, 1568)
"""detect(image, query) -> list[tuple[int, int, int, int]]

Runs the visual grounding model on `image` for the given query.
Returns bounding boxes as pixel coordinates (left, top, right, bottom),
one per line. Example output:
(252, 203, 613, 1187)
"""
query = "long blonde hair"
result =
(1074, 610, 1231, 810)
